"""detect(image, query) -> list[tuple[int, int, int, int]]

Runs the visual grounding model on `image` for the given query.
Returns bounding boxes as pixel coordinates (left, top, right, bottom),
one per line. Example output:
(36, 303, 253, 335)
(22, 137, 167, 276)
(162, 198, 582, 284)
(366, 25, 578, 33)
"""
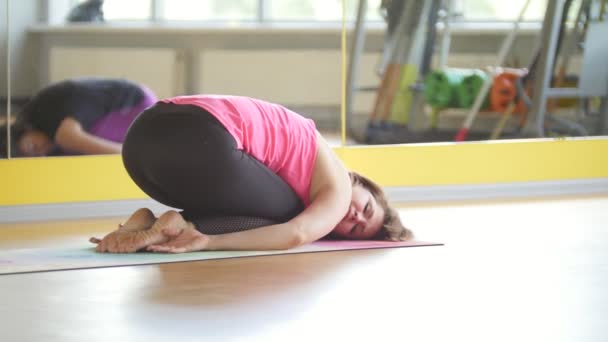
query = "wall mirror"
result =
(2, 0, 604, 162)
(0, 0, 606, 210)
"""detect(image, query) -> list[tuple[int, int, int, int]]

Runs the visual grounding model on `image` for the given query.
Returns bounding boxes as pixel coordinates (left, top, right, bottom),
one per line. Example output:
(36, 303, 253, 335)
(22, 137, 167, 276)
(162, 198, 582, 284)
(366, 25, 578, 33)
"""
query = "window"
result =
(72, 0, 383, 22)
(266, 0, 383, 22)
(454, 0, 548, 22)
(102, 0, 151, 20)
(71, 0, 550, 23)
(157, 0, 257, 21)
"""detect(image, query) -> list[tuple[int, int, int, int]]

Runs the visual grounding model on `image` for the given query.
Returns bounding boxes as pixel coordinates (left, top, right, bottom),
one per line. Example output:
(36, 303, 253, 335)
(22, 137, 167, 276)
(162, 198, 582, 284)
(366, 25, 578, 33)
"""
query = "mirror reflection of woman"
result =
(13, 77, 157, 157)
(91, 95, 413, 253)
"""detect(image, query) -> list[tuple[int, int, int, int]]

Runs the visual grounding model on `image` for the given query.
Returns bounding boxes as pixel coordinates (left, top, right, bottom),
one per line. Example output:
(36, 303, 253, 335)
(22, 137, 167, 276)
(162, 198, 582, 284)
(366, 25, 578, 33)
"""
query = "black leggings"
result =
(122, 102, 305, 234)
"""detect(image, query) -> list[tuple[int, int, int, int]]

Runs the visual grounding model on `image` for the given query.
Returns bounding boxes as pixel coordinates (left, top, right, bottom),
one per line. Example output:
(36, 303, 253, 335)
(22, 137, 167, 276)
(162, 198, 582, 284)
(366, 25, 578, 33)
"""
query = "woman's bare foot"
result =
(147, 210, 196, 235)
(118, 208, 156, 232)
(91, 210, 193, 253)
(147, 211, 206, 253)
(89, 208, 156, 246)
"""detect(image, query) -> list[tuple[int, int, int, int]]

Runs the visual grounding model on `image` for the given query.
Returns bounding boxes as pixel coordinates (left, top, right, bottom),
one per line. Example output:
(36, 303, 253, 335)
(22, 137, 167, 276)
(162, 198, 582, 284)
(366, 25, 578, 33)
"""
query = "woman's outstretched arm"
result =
(204, 188, 350, 250)
(55, 116, 122, 154)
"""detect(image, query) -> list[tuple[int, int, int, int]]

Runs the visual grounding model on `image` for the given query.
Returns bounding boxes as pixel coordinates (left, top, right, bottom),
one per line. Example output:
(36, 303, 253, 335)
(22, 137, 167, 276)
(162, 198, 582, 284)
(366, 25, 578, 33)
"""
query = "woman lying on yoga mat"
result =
(12, 78, 157, 157)
(90, 95, 412, 253)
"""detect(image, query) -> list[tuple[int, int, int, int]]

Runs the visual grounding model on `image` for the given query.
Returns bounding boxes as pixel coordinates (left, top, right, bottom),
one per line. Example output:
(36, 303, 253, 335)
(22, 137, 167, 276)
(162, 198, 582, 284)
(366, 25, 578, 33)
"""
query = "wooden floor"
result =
(1, 195, 607, 342)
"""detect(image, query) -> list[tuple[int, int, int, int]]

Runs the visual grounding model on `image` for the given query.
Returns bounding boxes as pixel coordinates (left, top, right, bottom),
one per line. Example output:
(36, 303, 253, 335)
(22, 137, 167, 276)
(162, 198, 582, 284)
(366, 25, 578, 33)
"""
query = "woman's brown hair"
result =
(349, 171, 414, 241)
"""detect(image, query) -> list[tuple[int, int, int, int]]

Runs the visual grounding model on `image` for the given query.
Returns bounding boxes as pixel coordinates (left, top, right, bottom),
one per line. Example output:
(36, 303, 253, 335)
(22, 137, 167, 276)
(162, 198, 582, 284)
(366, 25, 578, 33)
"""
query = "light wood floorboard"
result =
(0, 196, 606, 342)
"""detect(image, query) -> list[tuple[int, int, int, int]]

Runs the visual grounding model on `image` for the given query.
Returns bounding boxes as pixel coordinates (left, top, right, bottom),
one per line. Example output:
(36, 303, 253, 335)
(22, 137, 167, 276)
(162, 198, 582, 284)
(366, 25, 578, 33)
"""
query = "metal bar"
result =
(545, 87, 582, 98)
(257, 0, 266, 23)
(407, 0, 441, 130)
(6, 0, 11, 159)
(345, 0, 368, 135)
(439, 0, 452, 69)
(600, 96, 608, 134)
(151, 0, 160, 21)
(355, 86, 379, 92)
(524, 0, 566, 137)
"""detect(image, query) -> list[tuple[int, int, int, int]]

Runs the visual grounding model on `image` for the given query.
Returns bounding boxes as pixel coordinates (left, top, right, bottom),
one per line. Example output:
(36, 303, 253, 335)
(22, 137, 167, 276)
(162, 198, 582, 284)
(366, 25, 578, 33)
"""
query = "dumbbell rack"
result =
(345, 0, 443, 143)
(523, 0, 608, 137)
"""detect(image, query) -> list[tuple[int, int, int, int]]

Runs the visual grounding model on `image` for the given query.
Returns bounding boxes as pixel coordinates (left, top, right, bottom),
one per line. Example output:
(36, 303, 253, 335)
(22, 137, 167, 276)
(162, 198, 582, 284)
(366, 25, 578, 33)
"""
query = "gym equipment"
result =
(372, 1, 426, 125)
(490, 68, 529, 114)
(423, 69, 465, 109)
(523, 0, 608, 137)
(346, 0, 443, 144)
(424, 68, 489, 109)
(454, 0, 532, 142)
(455, 70, 490, 109)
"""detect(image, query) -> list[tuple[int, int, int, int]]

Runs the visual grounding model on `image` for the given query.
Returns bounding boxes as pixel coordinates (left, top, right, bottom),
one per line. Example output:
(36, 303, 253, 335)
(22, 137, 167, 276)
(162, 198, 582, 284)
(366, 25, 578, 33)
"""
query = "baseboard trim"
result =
(384, 178, 608, 203)
(0, 200, 176, 223)
(1, 178, 607, 223)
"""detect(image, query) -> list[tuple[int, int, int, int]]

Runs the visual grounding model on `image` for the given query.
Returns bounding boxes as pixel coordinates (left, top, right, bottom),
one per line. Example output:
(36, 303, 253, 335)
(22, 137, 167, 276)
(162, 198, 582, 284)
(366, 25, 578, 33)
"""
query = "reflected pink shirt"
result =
(162, 95, 318, 206)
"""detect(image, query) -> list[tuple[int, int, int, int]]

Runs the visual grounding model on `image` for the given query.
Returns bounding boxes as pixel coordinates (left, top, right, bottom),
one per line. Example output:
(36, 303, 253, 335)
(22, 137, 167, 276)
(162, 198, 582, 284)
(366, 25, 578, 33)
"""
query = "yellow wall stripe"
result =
(1, 138, 607, 206)
(1, 155, 146, 205)
(336, 138, 608, 186)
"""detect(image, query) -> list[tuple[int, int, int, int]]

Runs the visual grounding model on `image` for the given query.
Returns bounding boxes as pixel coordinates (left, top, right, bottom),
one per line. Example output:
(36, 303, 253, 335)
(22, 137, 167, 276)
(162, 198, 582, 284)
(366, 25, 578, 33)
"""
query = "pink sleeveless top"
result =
(162, 95, 318, 206)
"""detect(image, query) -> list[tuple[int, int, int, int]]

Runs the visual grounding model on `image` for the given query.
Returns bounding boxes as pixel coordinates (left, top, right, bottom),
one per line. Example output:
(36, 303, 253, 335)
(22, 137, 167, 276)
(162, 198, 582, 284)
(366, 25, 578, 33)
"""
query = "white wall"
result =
(49, 46, 186, 99)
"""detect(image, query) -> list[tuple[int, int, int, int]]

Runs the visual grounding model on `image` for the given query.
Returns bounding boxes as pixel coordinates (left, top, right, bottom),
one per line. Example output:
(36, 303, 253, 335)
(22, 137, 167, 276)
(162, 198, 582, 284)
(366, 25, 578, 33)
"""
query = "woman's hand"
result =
(56, 117, 122, 155)
(146, 227, 210, 254)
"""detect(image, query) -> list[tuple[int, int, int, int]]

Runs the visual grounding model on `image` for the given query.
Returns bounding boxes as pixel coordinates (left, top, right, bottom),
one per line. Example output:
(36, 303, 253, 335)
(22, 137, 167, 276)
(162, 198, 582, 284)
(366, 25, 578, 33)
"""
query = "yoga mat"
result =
(424, 69, 464, 108)
(455, 70, 490, 109)
(424, 68, 488, 109)
(490, 68, 528, 114)
(0, 240, 442, 275)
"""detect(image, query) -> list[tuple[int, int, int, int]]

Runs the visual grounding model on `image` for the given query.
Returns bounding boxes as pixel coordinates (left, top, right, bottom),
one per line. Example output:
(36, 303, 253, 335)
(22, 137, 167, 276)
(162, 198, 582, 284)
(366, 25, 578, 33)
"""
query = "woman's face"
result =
(332, 183, 385, 240)
(18, 130, 54, 156)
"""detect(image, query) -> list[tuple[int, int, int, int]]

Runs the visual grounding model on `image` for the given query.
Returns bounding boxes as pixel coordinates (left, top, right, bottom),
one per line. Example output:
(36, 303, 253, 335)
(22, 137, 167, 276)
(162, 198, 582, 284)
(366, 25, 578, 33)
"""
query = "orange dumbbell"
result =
(490, 68, 528, 115)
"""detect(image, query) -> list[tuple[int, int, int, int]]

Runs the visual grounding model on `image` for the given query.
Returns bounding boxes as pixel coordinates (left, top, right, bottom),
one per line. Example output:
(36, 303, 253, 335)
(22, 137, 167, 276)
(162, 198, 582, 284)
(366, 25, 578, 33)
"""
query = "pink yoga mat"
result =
(0, 240, 441, 275)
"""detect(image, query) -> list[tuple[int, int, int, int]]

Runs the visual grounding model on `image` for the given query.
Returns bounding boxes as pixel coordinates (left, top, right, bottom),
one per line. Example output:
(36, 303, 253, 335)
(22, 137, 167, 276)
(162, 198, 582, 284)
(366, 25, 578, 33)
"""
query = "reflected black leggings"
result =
(122, 102, 305, 234)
